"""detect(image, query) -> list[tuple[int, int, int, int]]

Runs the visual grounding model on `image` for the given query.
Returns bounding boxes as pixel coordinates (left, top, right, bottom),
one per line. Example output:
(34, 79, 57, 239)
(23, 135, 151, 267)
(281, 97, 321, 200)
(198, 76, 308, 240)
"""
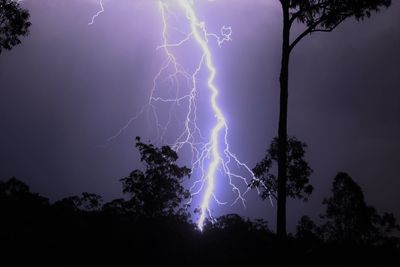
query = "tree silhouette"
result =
(102, 198, 131, 216)
(120, 137, 191, 218)
(53, 192, 103, 212)
(0, 176, 398, 265)
(321, 172, 399, 244)
(252, 136, 313, 203)
(0, 0, 31, 53)
(0, 177, 50, 262)
(296, 215, 320, 241)
(275, 0, 392, 239)
(0, 177, 49, 206)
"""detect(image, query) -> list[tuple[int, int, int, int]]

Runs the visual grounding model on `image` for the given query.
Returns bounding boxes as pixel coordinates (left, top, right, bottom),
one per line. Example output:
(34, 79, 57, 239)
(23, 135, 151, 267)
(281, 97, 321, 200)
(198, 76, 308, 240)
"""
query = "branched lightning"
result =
(89, 0, 262, 231)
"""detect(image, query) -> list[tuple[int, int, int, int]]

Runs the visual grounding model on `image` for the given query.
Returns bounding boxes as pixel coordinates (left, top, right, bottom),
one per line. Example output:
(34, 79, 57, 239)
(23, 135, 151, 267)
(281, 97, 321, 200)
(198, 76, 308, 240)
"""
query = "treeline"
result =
(0, 138, 399, 266)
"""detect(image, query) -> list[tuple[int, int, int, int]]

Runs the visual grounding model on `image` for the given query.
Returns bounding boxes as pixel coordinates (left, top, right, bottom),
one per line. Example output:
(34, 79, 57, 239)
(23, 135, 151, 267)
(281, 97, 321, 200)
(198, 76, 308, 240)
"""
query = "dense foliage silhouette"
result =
(120, 137, 191, 219)
(0, 0, 31, 53)
(1, 140, 399, 266)
(251, 136, 313, 202)
(321, 172, 400, 244)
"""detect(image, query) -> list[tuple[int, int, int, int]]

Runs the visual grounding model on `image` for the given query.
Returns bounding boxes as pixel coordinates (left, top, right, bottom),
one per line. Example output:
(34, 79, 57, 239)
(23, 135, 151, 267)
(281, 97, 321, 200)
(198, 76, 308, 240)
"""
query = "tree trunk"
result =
(277, 0, 290, 241)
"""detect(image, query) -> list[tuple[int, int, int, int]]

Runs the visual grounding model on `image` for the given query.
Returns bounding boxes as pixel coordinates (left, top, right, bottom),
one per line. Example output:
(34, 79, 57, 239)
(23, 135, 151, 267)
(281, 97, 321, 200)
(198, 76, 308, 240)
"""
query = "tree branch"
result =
(311, 17, 347, 33)
(289, 24, 316, 53)
(289, 15, 346, 53)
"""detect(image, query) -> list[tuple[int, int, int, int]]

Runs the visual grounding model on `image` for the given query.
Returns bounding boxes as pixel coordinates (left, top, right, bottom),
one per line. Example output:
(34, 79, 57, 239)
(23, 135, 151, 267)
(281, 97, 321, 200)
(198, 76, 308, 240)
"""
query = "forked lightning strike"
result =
(89, 0, 259, 231)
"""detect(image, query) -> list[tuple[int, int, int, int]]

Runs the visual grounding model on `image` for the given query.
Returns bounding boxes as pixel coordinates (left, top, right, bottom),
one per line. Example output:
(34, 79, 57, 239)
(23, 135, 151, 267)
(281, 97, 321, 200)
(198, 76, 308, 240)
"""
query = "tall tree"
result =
(275, 0, 391, 239)
(321, 172, 399, 243)
(0, 0, 31, 53)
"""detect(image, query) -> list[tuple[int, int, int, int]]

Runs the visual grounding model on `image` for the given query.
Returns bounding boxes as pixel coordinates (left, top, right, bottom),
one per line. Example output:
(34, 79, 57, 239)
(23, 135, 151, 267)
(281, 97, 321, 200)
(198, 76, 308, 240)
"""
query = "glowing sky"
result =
(0, 0, 399, 231)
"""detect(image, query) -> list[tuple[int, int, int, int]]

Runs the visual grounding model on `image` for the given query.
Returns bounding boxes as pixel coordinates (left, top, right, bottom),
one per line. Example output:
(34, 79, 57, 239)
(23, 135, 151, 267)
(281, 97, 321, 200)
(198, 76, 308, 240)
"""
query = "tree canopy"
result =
(120, 137, 191, 218)
(252, 136, 313, 202)
(0, 173, 398, 266)
(288, 0, 392, 51)
(0, 0, 31, 53)
(321, 172, 399, 243)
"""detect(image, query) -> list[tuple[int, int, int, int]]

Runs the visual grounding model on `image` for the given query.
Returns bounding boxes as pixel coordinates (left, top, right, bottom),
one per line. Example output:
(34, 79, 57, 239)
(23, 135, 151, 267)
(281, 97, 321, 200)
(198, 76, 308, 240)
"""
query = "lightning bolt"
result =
(173, 0, 251, 230)
(89, 0, 262, 231)
(88, 0, 104, 26)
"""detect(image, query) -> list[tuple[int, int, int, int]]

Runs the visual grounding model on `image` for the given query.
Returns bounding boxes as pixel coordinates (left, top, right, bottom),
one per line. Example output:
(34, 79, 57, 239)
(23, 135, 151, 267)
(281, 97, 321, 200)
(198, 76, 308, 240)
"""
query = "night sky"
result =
(0, 0, 399, 232)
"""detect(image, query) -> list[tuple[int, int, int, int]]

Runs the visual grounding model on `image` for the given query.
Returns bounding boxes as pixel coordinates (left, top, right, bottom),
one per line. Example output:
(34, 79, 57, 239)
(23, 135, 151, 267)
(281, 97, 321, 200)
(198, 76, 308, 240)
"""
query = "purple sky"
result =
(0, 0, 399, 232)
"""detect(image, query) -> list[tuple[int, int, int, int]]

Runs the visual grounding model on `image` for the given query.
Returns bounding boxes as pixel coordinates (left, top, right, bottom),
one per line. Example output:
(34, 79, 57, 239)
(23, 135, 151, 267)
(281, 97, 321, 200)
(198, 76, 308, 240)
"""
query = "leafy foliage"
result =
(0, 0, 31, 53)
(251, 136, 313, 201)
(287, 0, 392, 51)
(289, 0, 391, 28)
(120, 137, 191, 218)
(286, 0, 392, 51)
